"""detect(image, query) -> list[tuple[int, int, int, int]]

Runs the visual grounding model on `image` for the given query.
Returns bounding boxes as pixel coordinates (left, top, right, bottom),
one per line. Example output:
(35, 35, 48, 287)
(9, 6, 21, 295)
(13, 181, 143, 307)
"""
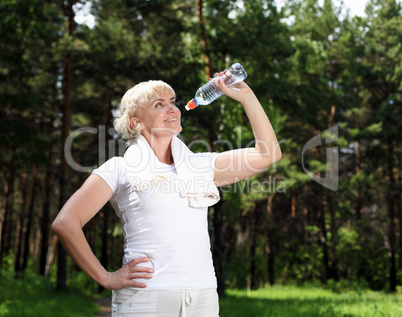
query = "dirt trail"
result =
(92, 297, 112, 317)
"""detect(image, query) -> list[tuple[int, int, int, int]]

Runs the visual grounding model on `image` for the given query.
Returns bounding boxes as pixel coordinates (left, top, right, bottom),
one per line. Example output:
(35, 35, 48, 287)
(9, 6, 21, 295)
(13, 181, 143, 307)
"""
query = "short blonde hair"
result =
(113, 80, 175, 144)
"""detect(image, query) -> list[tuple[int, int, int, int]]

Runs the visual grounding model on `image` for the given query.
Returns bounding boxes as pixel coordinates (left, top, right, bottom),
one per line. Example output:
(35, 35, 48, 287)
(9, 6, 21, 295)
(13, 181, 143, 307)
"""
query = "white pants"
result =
(111, 288, 219, 317)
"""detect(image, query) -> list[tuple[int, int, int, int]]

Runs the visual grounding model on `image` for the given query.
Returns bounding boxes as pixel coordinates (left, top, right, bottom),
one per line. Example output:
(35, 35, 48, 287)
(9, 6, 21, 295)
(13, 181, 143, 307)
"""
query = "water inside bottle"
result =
(196, 80, 224, 104)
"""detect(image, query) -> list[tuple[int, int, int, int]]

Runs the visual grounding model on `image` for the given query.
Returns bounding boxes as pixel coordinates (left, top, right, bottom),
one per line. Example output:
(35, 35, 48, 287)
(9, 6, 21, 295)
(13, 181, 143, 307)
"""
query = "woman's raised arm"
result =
(213, 78, 282, 186)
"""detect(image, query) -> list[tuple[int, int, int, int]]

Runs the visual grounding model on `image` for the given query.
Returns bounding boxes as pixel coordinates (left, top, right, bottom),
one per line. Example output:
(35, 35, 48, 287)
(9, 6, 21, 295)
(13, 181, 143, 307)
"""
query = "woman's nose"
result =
(168, 104, 179, 113)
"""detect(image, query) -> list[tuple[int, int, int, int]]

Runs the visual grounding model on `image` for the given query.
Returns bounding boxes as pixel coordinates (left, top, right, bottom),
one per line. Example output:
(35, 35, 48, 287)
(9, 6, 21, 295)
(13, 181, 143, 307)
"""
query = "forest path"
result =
(92, 297, 112, 317)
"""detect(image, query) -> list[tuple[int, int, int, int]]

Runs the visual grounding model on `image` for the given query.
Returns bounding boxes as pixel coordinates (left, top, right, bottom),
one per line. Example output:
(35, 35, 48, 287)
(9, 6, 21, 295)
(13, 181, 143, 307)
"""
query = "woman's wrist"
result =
(91, 267, 110, 289)
(240, 90, 258, 107)
(99, 271, 114, 290)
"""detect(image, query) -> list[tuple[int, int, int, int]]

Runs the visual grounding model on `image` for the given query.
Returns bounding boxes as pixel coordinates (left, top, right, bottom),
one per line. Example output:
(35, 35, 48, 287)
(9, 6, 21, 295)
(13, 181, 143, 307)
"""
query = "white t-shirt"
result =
(92, 154, 218, 290)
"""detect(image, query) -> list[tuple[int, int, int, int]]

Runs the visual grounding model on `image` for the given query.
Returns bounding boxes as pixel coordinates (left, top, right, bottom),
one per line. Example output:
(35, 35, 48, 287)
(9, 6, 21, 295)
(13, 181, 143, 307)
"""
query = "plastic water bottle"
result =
(185, 63, 247, 111)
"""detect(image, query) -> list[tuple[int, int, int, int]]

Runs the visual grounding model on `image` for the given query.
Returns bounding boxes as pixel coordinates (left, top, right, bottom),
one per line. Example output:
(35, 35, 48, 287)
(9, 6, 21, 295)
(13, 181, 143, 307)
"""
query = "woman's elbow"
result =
(255, 143, 282, 168)
(51, 215, 70, 237)
(51, 217, 63, 236)
(274, 149, 282, 164)
(266, 147, 282, 167)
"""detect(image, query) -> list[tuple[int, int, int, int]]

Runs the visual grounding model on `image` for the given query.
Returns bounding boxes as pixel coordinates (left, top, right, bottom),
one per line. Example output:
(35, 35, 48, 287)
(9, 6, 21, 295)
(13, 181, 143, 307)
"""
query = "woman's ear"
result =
(130, 117, 140, 129)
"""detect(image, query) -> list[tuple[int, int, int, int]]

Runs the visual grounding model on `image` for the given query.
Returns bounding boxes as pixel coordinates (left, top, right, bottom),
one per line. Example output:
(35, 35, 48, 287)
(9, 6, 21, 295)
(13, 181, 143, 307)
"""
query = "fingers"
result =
(129, 272, 153, 280)
(126, 258, 154, 273)
(121, 267, 153, 289)
(216, 78, 230, 93)
(125, 258, 153, 289)
(106, 257, 154, 290)
(209, 71, 226, 81)
(127, 280, 148, 288)
(129, 257, 150, 266)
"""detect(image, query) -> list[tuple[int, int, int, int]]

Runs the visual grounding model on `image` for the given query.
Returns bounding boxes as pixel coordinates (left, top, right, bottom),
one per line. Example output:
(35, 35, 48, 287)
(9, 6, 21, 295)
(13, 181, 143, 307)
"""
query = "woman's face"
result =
(136, 91, 182, 138)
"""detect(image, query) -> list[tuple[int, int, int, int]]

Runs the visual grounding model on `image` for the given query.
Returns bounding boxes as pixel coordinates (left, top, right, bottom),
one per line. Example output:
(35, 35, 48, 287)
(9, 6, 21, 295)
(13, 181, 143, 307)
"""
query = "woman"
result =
(52, 72, 281, 316)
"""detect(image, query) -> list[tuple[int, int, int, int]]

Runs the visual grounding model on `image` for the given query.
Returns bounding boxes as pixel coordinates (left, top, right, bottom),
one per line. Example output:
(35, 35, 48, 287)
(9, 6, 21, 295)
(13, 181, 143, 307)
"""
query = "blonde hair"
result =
(113, 80, 175, 144)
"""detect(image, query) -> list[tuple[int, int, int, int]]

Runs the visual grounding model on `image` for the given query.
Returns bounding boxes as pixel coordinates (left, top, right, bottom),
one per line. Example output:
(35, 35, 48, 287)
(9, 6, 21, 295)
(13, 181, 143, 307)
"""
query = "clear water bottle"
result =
(185, 63, 247, 111)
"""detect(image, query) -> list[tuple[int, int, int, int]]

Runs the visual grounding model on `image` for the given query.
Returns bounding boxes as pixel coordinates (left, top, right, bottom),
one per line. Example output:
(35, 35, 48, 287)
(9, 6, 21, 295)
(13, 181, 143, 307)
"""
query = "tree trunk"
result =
(56, 0, 75, 291)
(0, 157, 16, 263)
(398, 193, 402, 272)
(354, 116, 362, 222)
(22, 163, 38, 271)
(45, 234, 58, 277)
(14, 171, 28, 274)
(40, 131, 54, 275)
(386, 137, 396, 292)
(0, 181, 6, 262)
(98, 96, 114, 293)
(354, 117, 363, 280)
(39, 86, 56, 276)
(0, 179, 8, 263)
(303, 183, 309, 245)
(248, 206, 257, 290)
(212, 198, 226, 296)
(302, 183, 310, 281)
(329, 190, 338, 281)
(316, 146, 329, 283)
(98, 207, 110, 293)
(398, 156, 402, 272)
(266, 194, 275, 285)
(317, 185, 329, 283)
(291, 191, 296, 219)
(40, 197, 51, 276)
(196, 0, 211, 80)
(328, 105, 338, 281)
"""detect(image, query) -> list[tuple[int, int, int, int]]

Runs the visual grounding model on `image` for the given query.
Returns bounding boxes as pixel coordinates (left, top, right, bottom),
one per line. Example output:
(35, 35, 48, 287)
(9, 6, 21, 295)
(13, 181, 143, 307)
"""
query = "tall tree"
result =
(0, 0, 58, 265)
(56, 0, 81, 291)
(197, 0, 211, 80)
(283, 0, 343, 282)
(359, 0, 401, 292)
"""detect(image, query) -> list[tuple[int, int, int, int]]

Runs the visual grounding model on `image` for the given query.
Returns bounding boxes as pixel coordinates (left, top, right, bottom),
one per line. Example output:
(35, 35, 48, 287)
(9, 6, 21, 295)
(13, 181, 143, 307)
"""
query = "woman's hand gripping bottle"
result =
(185, 63, 248, 111)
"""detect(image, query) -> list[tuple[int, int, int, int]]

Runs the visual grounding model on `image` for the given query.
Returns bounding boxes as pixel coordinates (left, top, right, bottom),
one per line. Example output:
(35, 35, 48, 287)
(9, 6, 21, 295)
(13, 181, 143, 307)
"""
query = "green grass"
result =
(0, 271, 99, 317)
(220, 284, 401, 317)
(1, 270, 400, 317)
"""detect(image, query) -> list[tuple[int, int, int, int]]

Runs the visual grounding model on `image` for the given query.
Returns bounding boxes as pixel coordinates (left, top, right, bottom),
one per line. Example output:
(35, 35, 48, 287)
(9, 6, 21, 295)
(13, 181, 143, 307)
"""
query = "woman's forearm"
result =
(213, 81, 282, 185)
(241, 91, 282, 160)
(52, 218, 109, 288)
(52, 174, 153, 290)
(51, 174, 113, 289)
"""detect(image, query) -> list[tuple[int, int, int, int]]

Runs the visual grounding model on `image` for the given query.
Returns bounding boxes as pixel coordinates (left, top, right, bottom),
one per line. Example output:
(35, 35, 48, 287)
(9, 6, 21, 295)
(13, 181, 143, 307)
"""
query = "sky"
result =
(275, 0, 369, 17)
(340, 0, 368, 16)
(74, 0, 371, 28)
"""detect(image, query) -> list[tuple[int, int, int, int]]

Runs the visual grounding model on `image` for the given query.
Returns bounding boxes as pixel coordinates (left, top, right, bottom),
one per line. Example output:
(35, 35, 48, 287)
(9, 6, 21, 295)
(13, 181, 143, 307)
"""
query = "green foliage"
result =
(291, 239, 324, 282)
(225, 251, 251, 289)
(67, 271, 100, 297)
(336, 227, 361, 278)
(325, 278, 369, 294)
(1, 0, 401, 296)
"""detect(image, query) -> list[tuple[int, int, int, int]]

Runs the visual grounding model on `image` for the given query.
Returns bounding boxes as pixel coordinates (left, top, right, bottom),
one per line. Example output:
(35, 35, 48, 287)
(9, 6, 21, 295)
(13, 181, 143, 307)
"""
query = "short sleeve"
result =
(92, 157, 125, 194)
(195, 152, 218, 181)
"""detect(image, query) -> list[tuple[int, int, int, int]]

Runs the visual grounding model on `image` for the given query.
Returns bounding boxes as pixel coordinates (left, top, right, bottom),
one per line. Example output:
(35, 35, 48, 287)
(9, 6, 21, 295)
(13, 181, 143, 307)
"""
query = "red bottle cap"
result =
(185, 99, 198, 111)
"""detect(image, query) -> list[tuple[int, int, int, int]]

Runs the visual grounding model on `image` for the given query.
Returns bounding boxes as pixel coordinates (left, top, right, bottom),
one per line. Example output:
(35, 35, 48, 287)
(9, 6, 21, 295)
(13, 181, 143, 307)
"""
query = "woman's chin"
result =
(147, 125, 182, 137)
